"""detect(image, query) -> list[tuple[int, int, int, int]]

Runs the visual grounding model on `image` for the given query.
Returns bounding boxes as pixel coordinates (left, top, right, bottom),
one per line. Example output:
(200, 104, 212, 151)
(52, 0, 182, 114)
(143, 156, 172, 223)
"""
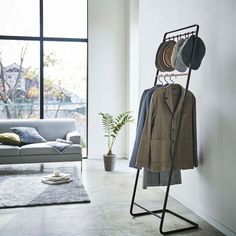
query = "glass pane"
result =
(0, 41, 40, 119)
(44, 0, 87, 38)
(0, 0, 39, 36)
(44, 42, 87, 155)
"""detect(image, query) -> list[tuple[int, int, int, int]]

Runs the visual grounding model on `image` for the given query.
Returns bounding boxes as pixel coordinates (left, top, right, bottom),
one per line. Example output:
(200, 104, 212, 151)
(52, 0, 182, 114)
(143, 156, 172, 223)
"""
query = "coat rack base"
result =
(130, 167, 199, 235)
(130, 204, 198, 235)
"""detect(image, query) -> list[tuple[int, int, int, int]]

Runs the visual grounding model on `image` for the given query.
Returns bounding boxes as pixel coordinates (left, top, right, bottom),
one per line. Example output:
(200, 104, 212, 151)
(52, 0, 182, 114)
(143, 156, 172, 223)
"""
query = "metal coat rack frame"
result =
(129, 24, 200, 235)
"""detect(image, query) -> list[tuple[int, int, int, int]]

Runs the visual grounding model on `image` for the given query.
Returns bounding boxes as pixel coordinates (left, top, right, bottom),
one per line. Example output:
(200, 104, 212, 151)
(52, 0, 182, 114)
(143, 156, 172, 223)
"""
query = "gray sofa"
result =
(0, 119, 83, 171)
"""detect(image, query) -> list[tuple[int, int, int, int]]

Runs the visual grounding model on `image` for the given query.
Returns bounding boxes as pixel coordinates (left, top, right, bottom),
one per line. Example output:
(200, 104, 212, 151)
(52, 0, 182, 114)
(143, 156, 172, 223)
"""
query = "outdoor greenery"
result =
(99, 111, 134, 155)
(0, 46, 82, 119)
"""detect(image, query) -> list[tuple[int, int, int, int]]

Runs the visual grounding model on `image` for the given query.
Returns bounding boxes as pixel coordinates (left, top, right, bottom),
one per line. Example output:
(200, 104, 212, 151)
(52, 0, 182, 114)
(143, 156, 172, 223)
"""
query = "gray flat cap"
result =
(181, 35, 206, 70)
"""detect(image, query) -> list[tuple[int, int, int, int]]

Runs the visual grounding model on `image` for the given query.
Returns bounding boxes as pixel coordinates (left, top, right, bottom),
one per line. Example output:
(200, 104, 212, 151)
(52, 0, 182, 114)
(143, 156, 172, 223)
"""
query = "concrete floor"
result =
(0, 159, 224, 236)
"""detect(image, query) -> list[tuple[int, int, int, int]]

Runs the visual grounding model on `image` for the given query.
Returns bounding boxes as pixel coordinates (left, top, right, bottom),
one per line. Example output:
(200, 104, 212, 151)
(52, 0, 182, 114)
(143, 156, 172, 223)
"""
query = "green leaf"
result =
(98, 111, 134, 152)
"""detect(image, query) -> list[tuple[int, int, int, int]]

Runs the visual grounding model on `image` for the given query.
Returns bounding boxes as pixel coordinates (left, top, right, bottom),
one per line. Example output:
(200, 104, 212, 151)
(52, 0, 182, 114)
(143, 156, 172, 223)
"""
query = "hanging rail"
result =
(156, 73, 189, 85)
(156, 73, 189, 78)
(130, 24, 199, 235)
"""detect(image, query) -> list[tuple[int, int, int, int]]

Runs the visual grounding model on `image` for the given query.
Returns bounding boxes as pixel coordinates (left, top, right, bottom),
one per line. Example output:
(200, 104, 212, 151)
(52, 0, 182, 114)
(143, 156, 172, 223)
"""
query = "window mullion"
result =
(40, 0, 44, 119)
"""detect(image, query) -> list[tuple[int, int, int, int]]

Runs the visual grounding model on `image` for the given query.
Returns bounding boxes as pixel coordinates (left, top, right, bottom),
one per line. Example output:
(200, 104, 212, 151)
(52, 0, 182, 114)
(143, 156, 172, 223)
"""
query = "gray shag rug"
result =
(0, 166, 90, 208)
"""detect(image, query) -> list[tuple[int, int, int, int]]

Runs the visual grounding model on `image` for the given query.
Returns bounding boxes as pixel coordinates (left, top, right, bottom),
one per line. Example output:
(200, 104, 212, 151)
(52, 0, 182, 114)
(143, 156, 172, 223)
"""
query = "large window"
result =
(0, 0, 88, 156)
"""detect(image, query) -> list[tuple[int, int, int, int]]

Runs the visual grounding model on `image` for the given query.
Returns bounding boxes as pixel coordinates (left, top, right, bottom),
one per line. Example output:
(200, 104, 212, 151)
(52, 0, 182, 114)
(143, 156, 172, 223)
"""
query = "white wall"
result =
(126, 0, 139, 157)
(139, 0, 236, 235)
(88, 0, 128, 158)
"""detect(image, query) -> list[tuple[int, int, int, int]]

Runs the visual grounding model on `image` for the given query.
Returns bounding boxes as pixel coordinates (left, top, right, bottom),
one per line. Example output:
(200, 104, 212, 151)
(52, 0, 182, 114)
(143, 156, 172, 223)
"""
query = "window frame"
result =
(0, 0, 88, 156)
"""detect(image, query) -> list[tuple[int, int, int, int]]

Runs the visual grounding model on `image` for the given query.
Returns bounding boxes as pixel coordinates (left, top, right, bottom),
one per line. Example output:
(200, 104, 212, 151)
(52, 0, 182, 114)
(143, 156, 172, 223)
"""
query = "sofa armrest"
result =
(66, 131, 81, 144)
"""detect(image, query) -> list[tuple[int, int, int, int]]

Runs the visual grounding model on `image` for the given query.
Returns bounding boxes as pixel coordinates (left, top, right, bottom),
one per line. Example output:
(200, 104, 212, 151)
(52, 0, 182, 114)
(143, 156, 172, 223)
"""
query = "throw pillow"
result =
(11, 127, 46, 144)
(0, 133, 21, 146)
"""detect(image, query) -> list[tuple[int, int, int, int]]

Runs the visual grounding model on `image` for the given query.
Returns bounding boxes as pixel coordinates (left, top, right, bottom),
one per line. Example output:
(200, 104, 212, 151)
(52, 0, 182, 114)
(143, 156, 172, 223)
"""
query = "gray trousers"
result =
(142, 168, 182, 189)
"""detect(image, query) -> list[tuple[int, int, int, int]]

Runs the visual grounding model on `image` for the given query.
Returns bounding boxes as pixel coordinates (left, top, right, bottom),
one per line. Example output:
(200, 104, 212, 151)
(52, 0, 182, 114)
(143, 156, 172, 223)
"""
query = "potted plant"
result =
(99, 111, 134, 171)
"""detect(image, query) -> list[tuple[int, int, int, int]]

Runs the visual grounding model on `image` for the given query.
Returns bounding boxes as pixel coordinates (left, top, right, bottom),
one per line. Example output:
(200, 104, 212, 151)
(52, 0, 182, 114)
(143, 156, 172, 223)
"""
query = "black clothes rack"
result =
(130, 24, 200, 235)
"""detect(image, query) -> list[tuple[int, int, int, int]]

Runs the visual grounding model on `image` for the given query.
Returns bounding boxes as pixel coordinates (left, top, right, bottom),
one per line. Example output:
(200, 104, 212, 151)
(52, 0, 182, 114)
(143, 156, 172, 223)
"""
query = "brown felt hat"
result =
(155, 42, 165, 71)
(163, 41, 176, 68)
(155, 40, 176, 72)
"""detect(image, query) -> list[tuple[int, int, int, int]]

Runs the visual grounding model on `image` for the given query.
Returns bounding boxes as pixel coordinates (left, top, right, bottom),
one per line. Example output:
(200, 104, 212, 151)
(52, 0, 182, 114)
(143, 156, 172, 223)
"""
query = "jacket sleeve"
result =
(135, 94, 156, 169)
(192, 95, 198, 167)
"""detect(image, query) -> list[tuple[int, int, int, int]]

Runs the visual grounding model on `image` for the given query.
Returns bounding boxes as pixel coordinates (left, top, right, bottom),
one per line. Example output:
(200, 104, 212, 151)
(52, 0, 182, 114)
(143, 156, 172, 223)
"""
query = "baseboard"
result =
(87, 154, 129, 159)
(170, 192, 236, 236)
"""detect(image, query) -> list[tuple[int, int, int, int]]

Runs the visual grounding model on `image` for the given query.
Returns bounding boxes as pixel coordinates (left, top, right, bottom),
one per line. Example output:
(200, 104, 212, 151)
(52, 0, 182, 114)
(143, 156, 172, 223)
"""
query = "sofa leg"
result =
(40, 164, 44, 172)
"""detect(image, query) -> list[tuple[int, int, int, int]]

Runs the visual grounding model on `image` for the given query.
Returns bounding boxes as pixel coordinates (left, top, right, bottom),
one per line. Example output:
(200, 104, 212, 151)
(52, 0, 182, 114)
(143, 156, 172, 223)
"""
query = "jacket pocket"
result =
(183, 111, 190, 116)
(150, 139, 166, 163)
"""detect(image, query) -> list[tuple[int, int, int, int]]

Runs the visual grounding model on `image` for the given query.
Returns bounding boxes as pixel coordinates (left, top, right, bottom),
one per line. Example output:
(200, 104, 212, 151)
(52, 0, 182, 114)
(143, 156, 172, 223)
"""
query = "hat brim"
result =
(157, 40, 175, 72)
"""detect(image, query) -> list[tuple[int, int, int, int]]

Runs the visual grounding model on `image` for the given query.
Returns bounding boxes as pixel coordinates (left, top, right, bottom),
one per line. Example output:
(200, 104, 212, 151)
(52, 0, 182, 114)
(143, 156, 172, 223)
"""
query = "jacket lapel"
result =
(164, 86, 174, 114)
(164, 84, 185, 116)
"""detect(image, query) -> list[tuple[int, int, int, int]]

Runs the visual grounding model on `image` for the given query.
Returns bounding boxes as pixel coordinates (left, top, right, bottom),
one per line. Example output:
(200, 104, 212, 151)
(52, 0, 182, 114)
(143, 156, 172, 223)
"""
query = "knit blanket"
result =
(47, 141, 71, 153)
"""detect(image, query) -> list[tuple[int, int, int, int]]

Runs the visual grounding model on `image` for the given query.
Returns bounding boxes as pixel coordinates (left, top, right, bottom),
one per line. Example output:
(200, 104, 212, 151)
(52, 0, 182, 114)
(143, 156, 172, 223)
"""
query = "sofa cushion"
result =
(0, 133, 21, 146)
(0, 145, 20, 156)
(11, 127, 46, 144)
(20, 143, 82, 156)
(0, 119, 77, 141)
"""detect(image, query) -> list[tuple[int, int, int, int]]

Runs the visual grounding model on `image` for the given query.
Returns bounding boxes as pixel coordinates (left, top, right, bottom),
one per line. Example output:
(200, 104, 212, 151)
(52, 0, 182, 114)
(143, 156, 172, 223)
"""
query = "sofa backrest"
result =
(0, 119, 77, 141)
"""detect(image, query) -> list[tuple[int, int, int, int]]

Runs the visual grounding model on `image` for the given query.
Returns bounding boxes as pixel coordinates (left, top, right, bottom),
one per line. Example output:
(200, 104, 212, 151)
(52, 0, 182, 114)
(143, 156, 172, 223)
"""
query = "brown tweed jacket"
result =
(136, 84, 198, 171)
